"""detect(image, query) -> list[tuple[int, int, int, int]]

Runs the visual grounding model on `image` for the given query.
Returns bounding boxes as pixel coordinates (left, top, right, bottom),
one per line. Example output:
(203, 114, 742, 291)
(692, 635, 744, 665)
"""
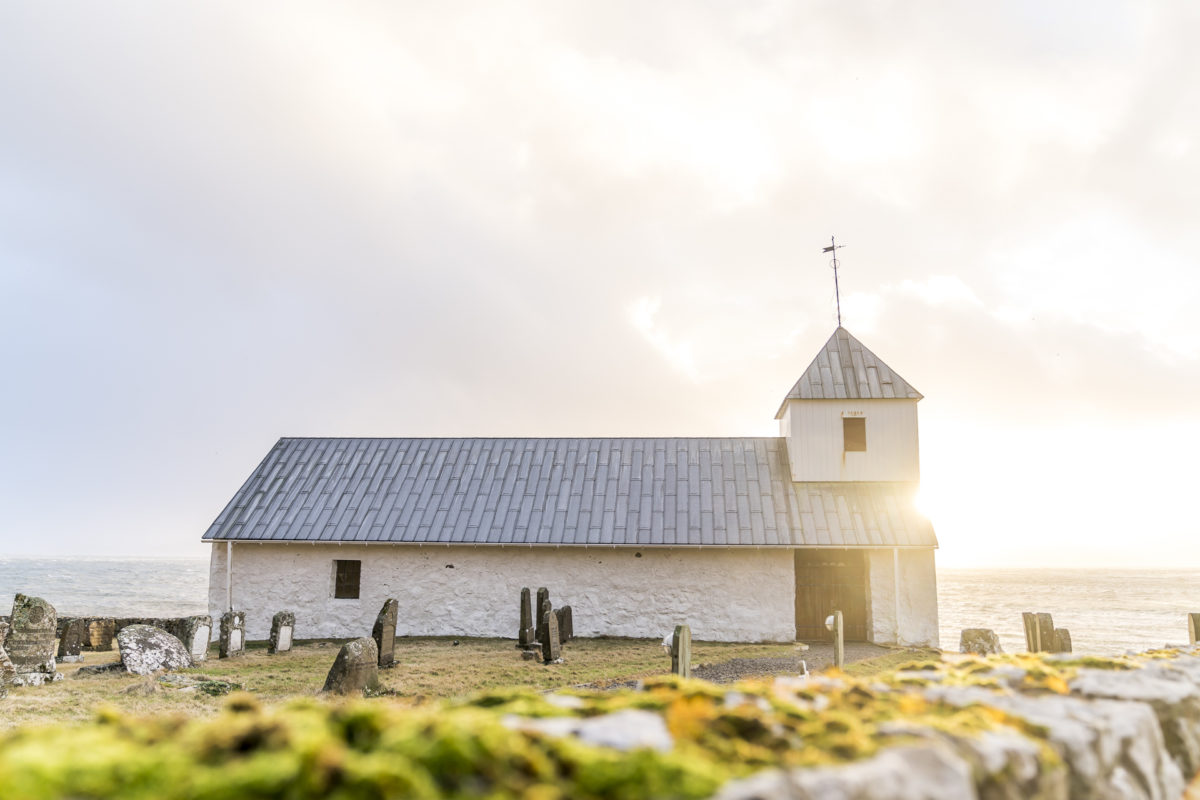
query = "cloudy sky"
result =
(3, 2, 1198, 566)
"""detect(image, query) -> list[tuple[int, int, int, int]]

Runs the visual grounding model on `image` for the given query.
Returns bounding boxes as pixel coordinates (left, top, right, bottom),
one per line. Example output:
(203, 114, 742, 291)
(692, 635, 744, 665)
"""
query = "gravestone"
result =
(85, 618, 116, 651)
(959, 628, 1003, 655)
(269, 611, 295, 655)
(517, 588, 536, 649)
(1189, 613, 1200, 646)
(6, 595, 61, 686)
(535, 588, 550, 633)
(540, 607, 561, 664)
(1053, 628, 1073, 654)
(170, 616, 212, 662)
(372, 599, 398, 668)
(536, 600, 552, 648)
(219, 611, 245, 659)
(560, 605, 573, 642)
(116, 625, 192, 676)
(1035, 613, 1056, 652)
(57, 618, 86, 663)
(322, 638, 380, 695)
(671, 624, 692, 678)
(0, 620, 15, 699)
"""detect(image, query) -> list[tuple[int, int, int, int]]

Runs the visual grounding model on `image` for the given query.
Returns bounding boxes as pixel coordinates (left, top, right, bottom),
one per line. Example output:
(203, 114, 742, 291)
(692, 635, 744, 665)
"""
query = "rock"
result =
(371, 600, 398, 667)
(959, 628, 1003, 655)
(57, 618, 86, 662)
(219, 611, 245, 659)
(116, 625, 192, 676)
(6, 594, 60, 686)
(322, 638, 380, 695)
(268, 611, 295, 655)
(504, 709, 673, 753)
(540, 603, 561, 663)
(0, 620, 15, 698)
(73, 662, 124, 677)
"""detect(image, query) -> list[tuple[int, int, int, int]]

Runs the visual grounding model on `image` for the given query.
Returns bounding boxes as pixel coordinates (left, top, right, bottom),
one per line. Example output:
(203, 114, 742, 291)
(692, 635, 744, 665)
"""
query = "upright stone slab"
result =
(540, 608, 561, 664)
(322, 638, 380, 695)
(372, 599, 398, 668)
(85, 619, 116, 651)
(0, 620, 15, 699)
(671, 624, 692, 678)
(269, 611, 295, 655)
(1190, 613, 1200, 646)
(535, 588, 550, 633)
(959, 628, 1003, 656)
(56, 618, 86, 663)
(517, 588, 536, 648)
(1035, 613, 1056, 653)
(560, 605, 573, 642)
(536, 600, 552, 647)
(219, 611, 245, 659)
(171, 616, 212, 662)
(1053, 628, 1072, 654)
(6, 595, 60, 686)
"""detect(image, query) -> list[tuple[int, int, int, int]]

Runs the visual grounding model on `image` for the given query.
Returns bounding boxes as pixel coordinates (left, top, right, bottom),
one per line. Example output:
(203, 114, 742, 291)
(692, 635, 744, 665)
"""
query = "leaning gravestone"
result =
(170, 615, 212, 663)
(322, 638, 380, 695)
(269, 611, 295, 655)
(57, 618, 86, 663)
(540, 607, 562, 664)
(116, 625, 192, 676)
(372, 599, 398, 668)
(0, 620, 16, 698)
(219, 611, 245, 659)
(517, 588, 536, 649)
(6, 594, 61, 686)
(959, 628, 1003, 655)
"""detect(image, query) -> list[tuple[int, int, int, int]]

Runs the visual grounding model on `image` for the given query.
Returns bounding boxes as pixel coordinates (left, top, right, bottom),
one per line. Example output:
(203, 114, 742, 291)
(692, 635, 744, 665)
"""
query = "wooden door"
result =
(794, 550, 868, 642)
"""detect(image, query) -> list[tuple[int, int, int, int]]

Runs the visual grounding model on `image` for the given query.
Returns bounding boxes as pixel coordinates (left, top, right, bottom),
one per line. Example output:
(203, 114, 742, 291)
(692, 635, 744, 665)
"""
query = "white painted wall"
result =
(865, 548, 939, 647)
(780, 399, 920, 482)
(208, 543, 797, 643)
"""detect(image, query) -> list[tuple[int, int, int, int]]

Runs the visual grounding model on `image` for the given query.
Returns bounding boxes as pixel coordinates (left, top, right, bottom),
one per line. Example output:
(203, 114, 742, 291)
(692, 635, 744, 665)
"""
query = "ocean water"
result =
(1, 558, 1197, 655)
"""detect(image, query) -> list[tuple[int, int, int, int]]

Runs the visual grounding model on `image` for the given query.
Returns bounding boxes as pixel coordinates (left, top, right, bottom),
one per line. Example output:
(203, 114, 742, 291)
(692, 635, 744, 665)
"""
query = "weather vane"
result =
(823, 236, 846, 326)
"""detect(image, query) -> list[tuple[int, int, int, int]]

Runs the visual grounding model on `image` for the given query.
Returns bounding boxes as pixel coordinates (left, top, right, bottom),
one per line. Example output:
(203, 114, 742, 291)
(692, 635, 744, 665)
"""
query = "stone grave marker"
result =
(219, 611, 246, 659)
(560, 605, 573, 642)
(671, 624, 692, 678)
(0, 620, 15, 699)
(85, 618, 116, 651)
(535, 588, 550, 633)
(1189, 613, 1200, 646)
(1053, 628, 1073, 654)
(372, 599, 398, 668)
(171, 615, 212, 663)
(540, 606, 561, 664)
(56, 618, 86, 663)
(116, 625, 192, 676)
(322, 638, 381, 695)
(6, 594, 61, 686)
(269, 611, 295, 655)
(517, 588, 536, 649)
(959, 628, 1003, 655)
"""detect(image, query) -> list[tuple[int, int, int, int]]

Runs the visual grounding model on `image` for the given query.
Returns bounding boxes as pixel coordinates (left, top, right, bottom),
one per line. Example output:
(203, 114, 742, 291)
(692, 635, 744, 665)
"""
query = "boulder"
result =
(322, 638, 380, 695)
(116, 625, 192, 676)
(959, 628, 1003, 655)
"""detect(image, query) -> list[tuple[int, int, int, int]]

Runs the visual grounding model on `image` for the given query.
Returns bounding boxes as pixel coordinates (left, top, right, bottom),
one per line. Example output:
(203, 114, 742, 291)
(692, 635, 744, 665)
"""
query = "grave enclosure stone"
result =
(171, 616, 212, 663)
(269, 611, 295, 655)
(219, 611, 246, 659)
(6, 594, 61, 686)
(372, 599, 398, 668)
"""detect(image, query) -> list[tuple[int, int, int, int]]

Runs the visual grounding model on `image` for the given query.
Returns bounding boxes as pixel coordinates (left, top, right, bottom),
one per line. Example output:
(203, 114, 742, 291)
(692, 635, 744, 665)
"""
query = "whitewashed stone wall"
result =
(866, 549, 939, 647)
(208, 543, 797, 643)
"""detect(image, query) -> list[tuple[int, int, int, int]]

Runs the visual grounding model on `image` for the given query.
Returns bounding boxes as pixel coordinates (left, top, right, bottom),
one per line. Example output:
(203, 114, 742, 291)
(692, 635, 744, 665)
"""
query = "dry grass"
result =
(842, 647, 942, 677)
(1, 637, 799, 729)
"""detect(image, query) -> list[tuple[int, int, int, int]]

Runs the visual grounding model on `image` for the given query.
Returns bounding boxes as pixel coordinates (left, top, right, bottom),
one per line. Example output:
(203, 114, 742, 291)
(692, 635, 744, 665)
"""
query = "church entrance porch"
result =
(794, 549, 868, 642)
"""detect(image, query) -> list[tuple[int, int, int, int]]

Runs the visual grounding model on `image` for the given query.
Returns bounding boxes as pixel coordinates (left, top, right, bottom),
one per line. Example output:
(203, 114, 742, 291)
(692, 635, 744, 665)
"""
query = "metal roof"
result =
(777, 327, 922, 415)
(202, 437, 935, 549)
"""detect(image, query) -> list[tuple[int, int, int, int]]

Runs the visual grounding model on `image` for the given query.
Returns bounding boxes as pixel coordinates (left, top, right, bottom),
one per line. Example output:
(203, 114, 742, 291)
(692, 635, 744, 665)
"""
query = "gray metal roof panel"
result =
(777, 327, 923, 415)
(203, 437, 935, 548)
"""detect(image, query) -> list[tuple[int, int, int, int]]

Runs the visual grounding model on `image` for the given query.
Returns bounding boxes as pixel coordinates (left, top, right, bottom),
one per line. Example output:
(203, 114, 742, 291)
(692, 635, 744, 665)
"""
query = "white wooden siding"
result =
(781, 399, 920, 482)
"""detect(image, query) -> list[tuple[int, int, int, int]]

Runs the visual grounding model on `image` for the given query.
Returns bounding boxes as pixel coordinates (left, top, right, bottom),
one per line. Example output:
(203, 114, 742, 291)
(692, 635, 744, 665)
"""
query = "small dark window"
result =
(843, 417, 867, 452)
(334, 559, 361, 599)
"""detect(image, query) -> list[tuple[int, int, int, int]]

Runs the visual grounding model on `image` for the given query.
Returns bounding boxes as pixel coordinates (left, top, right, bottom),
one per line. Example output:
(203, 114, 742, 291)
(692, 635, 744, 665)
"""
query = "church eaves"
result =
(775, 327, 922, 417)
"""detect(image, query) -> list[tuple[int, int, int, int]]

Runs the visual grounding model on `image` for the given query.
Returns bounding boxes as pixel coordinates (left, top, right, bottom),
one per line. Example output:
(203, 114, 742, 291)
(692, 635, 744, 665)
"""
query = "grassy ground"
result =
(842, 647, 941, 677)
(2, 637, 804, 729)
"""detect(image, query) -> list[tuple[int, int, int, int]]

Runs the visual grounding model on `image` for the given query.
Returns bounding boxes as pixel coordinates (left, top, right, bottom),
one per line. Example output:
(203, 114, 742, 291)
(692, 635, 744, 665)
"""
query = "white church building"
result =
(203, 327, 939, 645)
